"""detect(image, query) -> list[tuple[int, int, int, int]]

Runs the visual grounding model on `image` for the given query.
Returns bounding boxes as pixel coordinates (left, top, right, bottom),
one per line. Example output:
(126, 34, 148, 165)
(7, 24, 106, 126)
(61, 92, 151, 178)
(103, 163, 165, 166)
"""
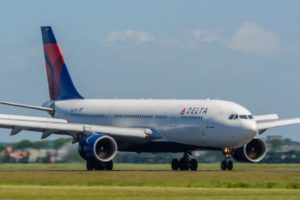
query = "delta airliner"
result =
(0, 27, 299, 171)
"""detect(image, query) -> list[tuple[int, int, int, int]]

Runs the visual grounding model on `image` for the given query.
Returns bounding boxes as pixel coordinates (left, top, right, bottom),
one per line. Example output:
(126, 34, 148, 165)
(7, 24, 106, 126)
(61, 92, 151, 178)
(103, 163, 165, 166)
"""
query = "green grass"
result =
(0, 163, 299, 199)
(0, 186, 300, 200)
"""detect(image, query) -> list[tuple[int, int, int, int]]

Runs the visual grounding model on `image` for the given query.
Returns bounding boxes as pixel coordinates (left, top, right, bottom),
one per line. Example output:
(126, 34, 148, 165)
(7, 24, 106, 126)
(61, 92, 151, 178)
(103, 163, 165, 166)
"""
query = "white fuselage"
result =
(54, 99, 257, 150)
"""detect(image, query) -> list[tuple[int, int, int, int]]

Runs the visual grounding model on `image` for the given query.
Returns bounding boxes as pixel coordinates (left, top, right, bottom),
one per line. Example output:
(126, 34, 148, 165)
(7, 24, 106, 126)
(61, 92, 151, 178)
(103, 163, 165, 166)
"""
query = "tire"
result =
(227, 160, 233, 171)
(171, 159, 179, 171)
(190, 159, 198, 171)
(86, 161, 94, 171)
(93, 161, 105, 170)
(179, 158, 189, 171)
(221, 161, 227, 171)
(95, 165, 105, 170)
(105, 161, 113, 171)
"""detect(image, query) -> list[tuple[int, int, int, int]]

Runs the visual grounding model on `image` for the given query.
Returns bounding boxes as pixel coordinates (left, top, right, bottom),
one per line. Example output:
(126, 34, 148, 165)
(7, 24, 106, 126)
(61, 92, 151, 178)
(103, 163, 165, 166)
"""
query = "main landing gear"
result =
(171, 152, 198, 171)
(86, 160, 113, 171)
(221, 147, 233, 171)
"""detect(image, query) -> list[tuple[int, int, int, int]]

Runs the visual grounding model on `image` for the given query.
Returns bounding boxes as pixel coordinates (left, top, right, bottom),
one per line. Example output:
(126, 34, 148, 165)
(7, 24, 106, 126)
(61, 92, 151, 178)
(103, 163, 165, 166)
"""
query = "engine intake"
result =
(78, 134, 118, 162)
(233, 137, 267, 163)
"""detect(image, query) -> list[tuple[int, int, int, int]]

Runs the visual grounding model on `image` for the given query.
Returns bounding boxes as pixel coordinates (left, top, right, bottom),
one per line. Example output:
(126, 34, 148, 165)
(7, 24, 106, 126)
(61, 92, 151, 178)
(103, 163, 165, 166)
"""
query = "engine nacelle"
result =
(232, 137, 267, 163)
(78, 134, 118, 162)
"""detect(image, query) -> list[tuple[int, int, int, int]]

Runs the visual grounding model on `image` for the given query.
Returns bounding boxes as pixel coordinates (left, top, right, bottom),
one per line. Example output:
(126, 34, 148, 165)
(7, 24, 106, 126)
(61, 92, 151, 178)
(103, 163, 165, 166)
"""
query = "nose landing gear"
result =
(221, 147, 233, 171)
(171, 152, 198, 171)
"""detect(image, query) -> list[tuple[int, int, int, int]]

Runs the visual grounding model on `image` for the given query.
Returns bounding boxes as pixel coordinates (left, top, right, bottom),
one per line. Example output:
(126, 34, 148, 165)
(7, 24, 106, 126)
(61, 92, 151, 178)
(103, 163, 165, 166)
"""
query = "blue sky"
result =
(1, 1, 300, 142)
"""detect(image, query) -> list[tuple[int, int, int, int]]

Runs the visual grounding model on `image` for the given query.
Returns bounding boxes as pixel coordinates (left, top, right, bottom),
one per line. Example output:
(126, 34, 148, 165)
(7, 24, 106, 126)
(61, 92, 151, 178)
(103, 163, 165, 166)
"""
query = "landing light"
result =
(223, 147, 232, 155)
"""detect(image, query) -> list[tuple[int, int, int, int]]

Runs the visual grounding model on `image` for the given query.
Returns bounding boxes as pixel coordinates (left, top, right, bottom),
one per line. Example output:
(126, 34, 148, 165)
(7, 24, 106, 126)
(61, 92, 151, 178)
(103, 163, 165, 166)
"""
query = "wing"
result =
(0, 101, 53, 113)
(0, 114, 161, 143)
(256, 115, 300, 134)
(254, 114, 279, 122)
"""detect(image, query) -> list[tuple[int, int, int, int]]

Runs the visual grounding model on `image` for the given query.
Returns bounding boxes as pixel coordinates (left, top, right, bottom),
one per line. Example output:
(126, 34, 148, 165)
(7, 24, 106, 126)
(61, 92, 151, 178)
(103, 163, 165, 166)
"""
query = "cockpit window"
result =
(239, 115, 248, 119)
(229, 114, 254, 120)
(229, 114, 239, 120)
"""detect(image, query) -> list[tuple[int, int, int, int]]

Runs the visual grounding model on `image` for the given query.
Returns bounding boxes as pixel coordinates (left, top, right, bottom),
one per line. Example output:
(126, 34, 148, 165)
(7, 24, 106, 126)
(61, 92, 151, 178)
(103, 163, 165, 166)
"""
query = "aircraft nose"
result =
(243, 121, 257, 137)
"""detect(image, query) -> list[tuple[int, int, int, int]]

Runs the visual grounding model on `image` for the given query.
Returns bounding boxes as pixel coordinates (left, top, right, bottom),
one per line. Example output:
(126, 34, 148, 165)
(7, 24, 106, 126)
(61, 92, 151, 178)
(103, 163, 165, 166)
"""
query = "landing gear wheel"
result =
(190, 159, 198, 171)
(171, 159, 179, 171)
(227, 160, 233, 171)
(170, 152, 198, 171)
(86, 161, 94, 171)
(105, 161, 113, 171)
(94, 163, 105, 171)
(179, 158, 189, 171)
(220, 160, 234, 171)
(221, 160, 227, 171)
(86, 160, 114, 171)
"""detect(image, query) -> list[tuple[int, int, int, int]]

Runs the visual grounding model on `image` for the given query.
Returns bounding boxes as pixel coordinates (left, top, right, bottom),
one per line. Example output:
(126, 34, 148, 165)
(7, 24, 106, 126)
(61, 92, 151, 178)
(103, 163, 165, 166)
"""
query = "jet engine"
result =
(232, 137, 267, 163)
(78, 134, 118, 162)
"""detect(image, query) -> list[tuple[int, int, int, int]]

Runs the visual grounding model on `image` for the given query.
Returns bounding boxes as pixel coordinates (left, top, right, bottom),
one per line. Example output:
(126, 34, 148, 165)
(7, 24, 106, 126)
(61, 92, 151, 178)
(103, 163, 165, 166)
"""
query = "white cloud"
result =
(105, 30, 155, 46)
(229, 22, 280, 56)
(153, 29, 222, 49)
(103, 24, 281, 56)
(190, 29, 220, 43)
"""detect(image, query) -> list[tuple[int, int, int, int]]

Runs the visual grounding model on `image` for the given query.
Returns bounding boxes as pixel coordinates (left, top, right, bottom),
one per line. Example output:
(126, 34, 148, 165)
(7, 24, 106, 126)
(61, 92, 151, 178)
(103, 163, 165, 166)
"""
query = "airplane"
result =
(0, 26, 299, 171)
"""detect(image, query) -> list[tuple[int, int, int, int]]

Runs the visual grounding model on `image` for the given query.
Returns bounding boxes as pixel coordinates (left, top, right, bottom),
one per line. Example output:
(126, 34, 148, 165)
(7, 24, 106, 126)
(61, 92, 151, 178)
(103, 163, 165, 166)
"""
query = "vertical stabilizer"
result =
(41, 26, 83, 101)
